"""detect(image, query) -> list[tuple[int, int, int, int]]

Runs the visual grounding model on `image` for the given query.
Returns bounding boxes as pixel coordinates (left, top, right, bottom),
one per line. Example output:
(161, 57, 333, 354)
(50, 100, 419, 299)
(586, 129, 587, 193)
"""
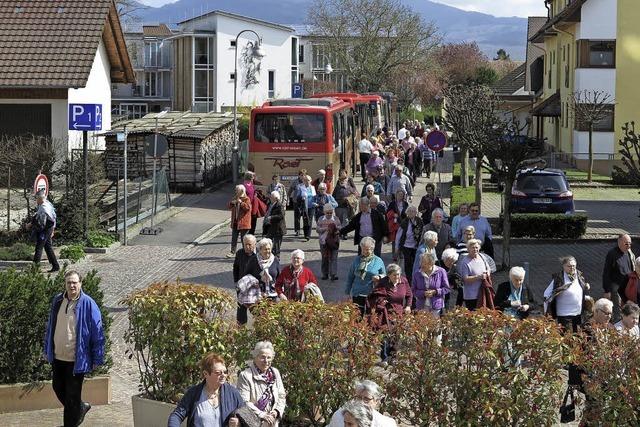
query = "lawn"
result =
(572, 187, 640, 201)
(563, 169, 611, 183)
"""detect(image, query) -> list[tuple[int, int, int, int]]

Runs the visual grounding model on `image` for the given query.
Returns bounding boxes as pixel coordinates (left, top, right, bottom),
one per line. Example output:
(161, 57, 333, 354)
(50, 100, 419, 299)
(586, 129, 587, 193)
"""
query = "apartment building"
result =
(529, 0, 640, 173)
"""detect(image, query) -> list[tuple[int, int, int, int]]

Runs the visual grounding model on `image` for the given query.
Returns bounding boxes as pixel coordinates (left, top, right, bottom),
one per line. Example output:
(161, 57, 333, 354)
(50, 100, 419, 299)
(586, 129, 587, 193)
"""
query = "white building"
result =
(170, 10, 299, 112)
(0, 0, 135, 151)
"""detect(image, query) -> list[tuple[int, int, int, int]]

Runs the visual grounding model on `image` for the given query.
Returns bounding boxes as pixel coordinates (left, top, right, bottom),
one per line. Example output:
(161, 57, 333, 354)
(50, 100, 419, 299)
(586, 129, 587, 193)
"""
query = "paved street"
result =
(2, 151, 638, 426)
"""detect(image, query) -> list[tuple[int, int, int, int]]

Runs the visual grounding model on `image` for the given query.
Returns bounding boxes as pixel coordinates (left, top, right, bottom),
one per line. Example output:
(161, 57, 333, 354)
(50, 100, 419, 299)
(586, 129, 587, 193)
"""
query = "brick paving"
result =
(2, 149, 636, 426)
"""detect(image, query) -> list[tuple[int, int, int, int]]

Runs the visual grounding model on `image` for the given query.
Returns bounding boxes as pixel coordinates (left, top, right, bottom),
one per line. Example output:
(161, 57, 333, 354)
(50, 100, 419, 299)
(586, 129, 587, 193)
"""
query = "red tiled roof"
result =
(143, 24, 172, 37)
(0, 0, 131, 88)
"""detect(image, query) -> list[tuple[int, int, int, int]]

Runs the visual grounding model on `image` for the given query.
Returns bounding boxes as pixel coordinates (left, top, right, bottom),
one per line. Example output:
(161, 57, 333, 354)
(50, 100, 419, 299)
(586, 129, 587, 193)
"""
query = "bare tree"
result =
(442, 84, 503, 206)
(307, 0, 440, 95)
(569, 90, 614, 182)
(115, 0, 147, 24)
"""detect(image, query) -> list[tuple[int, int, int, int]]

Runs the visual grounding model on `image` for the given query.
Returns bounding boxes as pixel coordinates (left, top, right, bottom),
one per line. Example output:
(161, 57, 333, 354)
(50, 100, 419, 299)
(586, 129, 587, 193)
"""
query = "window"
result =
(118, 103, 147, 119)
(298, 44, 305, 63)
(574, 105, 615, 132)
(578, 40, 616, 68)
(144, 71, 161, 97)
(230, 39, 236, 47)
(291, 70, 298, 84)
(268, 70, 275, 98)
(299, 73, 305, 81)
(193, 37, 215, 112)
(254, 113, 326, 143)
(230, 73, 235, 80)
(291, 37, 298, 66)
(144, 41, 161, 67)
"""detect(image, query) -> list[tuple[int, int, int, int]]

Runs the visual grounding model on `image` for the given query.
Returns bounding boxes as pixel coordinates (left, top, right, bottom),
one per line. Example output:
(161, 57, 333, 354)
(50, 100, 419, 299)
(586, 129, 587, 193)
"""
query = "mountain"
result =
(133, 0, 528, 59)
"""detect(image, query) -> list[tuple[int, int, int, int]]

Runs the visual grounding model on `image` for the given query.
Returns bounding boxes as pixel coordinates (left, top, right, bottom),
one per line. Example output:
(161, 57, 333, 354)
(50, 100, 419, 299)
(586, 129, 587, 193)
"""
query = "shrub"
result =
(0, 242, 34, 261)
(495, 213, 588, 239)
(612, 166, 638, 185)
(450, 185, 476, 216)
(86, 231, 117, 248)
(386, 309, 569, 426)
(0, 266, 111, 384)
(60, 243, 85, 262)
(452, 163, 474, 186)
(0, 230, 26, 247)
(121, 282, 235, 404)
(232, 300, 381, 426)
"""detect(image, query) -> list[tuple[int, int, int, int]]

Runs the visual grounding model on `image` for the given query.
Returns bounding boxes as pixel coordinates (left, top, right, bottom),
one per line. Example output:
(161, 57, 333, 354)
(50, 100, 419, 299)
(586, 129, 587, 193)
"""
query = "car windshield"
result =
(516, 174, 568, 193)
(254, 113, 326, 143)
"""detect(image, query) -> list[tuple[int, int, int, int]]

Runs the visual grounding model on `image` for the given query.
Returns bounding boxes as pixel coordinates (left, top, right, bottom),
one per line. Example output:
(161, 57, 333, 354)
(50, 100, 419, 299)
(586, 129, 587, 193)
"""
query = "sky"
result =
(139, 0, 549, 18)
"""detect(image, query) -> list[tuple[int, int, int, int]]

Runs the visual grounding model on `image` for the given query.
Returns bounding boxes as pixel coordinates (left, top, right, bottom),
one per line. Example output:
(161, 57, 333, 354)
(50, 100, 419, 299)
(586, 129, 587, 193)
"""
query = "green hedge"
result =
(0, 242, 34, 261)
(450, 185, 476, 216)
(497, 213, 588, 239)
(0, 266, 111, 384)
(60, 244, 85, 262)
(452, 164, 474, 186)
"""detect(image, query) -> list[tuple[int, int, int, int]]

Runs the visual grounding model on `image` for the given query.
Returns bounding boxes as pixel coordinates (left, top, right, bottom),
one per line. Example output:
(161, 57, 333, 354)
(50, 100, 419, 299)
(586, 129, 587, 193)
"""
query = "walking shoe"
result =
(225, 251, 235, 258)
(77, 401, 91, 426)
(321, 275, 329, 280)
(331, 275, 338, 281)
(304, 236, 310, 241)
(295, 231, 300, 237)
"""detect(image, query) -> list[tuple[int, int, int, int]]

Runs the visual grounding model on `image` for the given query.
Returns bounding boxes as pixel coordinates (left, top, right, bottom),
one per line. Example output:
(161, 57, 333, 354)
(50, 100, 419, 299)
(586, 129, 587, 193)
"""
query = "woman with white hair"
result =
(441, 248, 462, 308)
(411, 252, 450, 316)
(275, 250, 319, 301)
(246, 238, 281, 300)
(328, 380, 397, 427)
(263, 191, 286, 257)
(346, 237, 386, 315)
(495, 266, 534, 319)
(457, 238, 491, 311)
(237, 341, 286, 426)
(361, 175, 384, 197)
(312, 182, 338, 222)
(227, 184, 252, 258)
(411, 230, 439, 278)
(316, 202, 342, 281)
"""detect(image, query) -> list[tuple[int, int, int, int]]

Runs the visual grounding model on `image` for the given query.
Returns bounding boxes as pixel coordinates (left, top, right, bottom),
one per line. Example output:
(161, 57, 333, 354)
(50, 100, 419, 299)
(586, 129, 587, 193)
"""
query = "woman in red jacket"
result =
(275, 249, 319, 301)
(226, 185, 252, 258)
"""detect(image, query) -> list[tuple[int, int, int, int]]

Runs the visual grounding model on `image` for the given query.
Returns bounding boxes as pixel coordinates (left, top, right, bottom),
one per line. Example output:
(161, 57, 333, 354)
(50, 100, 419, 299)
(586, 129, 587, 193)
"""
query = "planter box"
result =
(132, 394, 184, 427)
(0, 375, 111, 413)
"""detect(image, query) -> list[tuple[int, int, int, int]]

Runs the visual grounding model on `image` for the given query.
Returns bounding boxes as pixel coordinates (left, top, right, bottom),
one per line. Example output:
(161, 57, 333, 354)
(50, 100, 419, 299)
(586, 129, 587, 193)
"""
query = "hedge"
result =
(497, 213, 588, 239)
(0, 266, 111, 384)
(452, 163, 474, 186)
(449, 185, 476, 216)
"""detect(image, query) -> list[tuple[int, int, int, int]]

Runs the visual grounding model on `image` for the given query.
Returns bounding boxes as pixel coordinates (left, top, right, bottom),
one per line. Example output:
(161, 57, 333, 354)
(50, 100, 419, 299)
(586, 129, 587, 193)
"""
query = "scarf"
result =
(288, 266, 304, 300)
(258, 253, 275, 287)
(357, 254, 375, 280)
(506, 282, 523, 316)
(255, 365, 276, 412)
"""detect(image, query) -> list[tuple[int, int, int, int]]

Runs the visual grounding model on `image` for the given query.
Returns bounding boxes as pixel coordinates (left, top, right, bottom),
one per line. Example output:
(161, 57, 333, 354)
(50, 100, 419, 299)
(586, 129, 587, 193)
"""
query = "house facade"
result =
(0, 0, 135, 151)
(171, 10, 299, 112)
(530, 0, 640, 173)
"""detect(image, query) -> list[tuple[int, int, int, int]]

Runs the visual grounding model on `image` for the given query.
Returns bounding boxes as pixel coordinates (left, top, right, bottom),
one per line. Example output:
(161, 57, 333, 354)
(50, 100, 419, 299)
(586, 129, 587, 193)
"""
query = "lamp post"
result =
(232, 30, 265, 184)
(311, 53, 333, 95)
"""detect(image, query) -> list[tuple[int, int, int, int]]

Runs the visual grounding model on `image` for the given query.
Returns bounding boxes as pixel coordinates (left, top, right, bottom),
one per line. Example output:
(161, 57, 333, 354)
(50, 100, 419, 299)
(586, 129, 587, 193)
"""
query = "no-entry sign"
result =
(33, 173, 49, 197)
(425, 130, 448, 152)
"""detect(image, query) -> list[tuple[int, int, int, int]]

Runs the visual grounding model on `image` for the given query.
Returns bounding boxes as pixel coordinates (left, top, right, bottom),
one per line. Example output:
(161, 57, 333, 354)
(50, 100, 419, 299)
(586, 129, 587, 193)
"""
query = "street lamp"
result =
(311, 53, 333, 95)
(232, 30, 265, 184)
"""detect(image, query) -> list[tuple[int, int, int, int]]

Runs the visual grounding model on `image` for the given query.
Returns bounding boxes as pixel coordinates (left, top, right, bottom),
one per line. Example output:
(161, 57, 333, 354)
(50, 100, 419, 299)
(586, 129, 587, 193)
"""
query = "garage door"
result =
(0, 104, 51, 138)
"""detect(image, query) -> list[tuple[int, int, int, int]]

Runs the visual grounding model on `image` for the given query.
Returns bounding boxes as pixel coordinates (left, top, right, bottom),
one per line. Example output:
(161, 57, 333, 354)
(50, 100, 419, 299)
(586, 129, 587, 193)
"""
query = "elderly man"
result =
(328, 380, 397, 427)
(386, 165, 413, 202)
(456, 202, 494, 258)
(263, 192, 286, 257)
(603, 234, 635, 323)
(233, 234, 257, 324)
(358, 131, 374, 180)
(340, 197, 387, 257)
(28, 189, 60, 272)
(369, 195, 387, 217)
(423, 208, 453, 259)
(44, 270, 104, 427)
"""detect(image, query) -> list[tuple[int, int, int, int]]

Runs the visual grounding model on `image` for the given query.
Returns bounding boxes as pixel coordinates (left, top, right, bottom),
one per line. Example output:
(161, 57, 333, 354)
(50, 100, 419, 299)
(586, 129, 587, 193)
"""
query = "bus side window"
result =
(333, 113, 340, 148)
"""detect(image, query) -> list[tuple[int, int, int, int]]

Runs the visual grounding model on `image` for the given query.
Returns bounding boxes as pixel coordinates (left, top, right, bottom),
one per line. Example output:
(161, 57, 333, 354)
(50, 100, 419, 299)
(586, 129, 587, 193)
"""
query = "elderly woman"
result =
(451, 203, 469, 239)
(333, 168, 358, 226)
(227, 184, 252, 258)
(346, 237, 386, 315)
(263, 191, 286, 257)
(316, 203, 342, 281)
(614, 302, 640, 337)
(418, 183, 442, 225)
(441, 248, 462, 308)
(342, 401, 374, 427)
(234, 234, 257, 324)
(328, 380, 397, 427)
(386, 189, 409, 260)
(457, 238, 492, 311)
(369, 195, 387, 217)
(411, 252, 450, 316)
(237, 341, 286, 427)
(368, 263, 413, 363)
(543, 256, 591, 334)
(366, 151, 384, 177)
(456, 225, 475, 258)
(412, 230, 439, 277)
(243, 171, 260, 235)
(495, 267, 534, 319)
(312, 182, 338, 222)
(246, 238, 281, 301)
(395, 206, 424, 279)
(168, 353, 244, 427)
(296, 175, 317, 241)
(361, 175, 384, 197)
(275, 250, 319, 301)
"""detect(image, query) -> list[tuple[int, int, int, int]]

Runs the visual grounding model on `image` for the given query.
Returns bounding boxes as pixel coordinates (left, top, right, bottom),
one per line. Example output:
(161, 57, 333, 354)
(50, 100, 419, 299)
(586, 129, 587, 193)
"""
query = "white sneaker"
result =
(225, 251, 235, 258)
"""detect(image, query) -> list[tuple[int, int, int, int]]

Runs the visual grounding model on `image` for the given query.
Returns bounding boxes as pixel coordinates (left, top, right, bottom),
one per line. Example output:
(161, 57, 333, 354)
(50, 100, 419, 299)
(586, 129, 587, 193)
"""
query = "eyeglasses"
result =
(470, 209, 480, 213)
(597, 308, 612, 316)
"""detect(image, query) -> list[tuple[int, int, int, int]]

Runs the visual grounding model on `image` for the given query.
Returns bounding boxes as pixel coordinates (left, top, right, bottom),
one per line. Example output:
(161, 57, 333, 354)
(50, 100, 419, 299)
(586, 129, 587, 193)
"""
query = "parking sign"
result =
(68, 103, 102, 131)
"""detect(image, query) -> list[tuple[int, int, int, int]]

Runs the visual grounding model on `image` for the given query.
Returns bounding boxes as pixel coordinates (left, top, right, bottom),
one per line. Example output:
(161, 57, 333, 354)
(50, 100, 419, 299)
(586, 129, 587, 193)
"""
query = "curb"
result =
(491, 235, 640, 244)
(84, 241, 122, 254)
(186, 218, 232, 249)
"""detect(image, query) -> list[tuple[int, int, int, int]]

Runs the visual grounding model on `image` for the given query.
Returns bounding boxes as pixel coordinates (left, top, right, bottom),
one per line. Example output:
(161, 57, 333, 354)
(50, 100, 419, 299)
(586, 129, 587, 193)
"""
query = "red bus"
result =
(311, 92, 389, 135)
(248, 98, 357, 187)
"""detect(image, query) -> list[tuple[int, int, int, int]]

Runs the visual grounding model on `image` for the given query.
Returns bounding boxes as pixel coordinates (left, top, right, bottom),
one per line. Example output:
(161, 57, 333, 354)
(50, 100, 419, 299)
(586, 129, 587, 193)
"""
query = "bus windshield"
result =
(253, 113, 326, 143)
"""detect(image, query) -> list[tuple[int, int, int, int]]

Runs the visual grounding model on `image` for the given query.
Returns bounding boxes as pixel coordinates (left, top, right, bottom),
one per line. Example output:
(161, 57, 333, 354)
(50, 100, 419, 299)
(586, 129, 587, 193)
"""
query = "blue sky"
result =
(139, 0, 549, 18)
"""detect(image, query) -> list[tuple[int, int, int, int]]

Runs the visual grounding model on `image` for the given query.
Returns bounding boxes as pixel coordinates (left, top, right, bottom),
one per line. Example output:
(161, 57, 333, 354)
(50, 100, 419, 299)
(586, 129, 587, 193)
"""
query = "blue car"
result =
(511, 168, 575, 214)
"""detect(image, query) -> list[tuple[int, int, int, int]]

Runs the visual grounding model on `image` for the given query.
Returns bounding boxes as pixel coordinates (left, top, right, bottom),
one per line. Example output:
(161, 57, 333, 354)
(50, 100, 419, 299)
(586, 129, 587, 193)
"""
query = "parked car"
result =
(511, 168, 575, 214)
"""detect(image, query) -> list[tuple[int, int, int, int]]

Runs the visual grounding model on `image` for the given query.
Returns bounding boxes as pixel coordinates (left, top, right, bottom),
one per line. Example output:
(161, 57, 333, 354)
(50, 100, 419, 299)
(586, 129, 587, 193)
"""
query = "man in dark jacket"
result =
(603, 234, 635, 322)
(44, 270, 105, 427)
(263, 192, 287, 257)
(28, 189, 60, 272)
(233, 234, 257, 324)
(340, 197, 388, 257)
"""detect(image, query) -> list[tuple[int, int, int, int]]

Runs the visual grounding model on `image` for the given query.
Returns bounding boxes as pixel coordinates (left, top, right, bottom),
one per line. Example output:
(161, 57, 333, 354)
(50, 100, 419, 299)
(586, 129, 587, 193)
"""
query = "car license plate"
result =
(533, 198, 552, 204)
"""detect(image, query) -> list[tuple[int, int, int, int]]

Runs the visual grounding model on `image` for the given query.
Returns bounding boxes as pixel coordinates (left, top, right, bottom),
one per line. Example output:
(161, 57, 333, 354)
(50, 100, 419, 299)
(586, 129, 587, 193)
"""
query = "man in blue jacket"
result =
(44, 270, 105, 426)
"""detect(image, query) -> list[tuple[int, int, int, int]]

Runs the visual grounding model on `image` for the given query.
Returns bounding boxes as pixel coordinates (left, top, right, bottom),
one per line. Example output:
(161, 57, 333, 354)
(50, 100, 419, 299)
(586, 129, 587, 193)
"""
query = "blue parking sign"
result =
(292, 83, 303, 98)
(68, 104, 102, 131)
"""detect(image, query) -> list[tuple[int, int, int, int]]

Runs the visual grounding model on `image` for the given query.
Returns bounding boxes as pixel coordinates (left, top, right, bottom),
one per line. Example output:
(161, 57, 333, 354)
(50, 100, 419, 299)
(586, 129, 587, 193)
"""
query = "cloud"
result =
(139, 0, 179, 6)
(433, 0, 548, 17)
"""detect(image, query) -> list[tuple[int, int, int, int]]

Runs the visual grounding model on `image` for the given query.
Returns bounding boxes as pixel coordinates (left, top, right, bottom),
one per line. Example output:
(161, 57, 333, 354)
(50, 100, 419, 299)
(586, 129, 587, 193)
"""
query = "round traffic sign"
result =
(425, 130, 447, 152)
(145, 133, 169, 157)
(33, 173, 49, 197)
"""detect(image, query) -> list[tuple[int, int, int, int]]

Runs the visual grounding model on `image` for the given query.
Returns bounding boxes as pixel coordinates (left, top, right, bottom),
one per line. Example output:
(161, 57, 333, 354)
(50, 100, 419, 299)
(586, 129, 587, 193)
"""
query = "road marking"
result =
(186, 219, 231, 249)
